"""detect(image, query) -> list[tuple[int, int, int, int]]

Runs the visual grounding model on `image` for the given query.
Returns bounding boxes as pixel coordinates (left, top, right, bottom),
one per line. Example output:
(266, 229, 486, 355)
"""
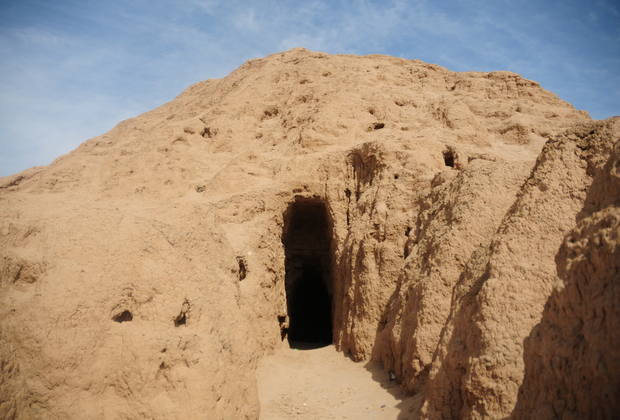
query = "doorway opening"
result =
(282, 198, 333, 347)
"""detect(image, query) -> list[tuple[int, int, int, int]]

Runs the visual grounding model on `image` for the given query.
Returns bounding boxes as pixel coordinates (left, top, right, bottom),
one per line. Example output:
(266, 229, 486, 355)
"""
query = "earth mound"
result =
(1, 48, 617, 419)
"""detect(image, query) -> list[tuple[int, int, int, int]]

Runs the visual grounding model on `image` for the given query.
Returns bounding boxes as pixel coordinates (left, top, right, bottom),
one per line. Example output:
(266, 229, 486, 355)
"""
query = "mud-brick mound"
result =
(0, 47, 617, 419)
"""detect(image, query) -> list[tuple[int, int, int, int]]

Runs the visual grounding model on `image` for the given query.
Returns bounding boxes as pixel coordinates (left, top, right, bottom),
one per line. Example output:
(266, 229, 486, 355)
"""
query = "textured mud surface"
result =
(1, 48, 617, 419)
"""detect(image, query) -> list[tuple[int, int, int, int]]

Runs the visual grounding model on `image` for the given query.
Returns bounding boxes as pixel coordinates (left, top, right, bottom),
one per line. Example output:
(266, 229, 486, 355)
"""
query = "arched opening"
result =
(443, 148, 455, 167)
(282, 198, 333, 347)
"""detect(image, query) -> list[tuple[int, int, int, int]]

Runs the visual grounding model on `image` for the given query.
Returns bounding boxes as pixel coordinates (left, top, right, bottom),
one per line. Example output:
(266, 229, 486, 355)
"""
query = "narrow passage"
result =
(282, 199, 333, 345)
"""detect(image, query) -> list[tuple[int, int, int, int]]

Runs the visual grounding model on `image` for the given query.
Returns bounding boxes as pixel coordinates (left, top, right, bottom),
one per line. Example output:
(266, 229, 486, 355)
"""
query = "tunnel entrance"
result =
(283, 198, 333, 346)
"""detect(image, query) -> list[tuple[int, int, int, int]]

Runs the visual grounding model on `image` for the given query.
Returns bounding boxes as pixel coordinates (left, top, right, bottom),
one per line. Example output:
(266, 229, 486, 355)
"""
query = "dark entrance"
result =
(283, 199, 333, 346)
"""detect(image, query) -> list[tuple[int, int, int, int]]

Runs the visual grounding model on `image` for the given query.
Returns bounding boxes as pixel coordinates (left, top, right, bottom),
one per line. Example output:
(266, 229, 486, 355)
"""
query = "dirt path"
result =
(256, 343, 421, 420)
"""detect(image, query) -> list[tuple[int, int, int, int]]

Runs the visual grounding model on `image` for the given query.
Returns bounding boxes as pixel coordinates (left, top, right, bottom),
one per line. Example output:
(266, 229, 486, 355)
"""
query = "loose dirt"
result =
(257, 343, 421, 420)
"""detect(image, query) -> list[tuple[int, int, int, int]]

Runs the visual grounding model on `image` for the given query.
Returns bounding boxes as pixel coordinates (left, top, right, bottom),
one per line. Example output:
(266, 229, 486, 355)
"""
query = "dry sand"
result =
(257, 343, 421, 420)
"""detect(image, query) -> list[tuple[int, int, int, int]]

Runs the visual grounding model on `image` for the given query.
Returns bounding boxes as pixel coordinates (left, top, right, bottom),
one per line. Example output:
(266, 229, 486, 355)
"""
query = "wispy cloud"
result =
(0, 0, 618, 176)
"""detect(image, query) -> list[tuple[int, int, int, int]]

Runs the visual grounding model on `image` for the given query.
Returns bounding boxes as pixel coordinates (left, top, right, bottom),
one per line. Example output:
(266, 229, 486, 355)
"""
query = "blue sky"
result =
(1, 0, 619, 177)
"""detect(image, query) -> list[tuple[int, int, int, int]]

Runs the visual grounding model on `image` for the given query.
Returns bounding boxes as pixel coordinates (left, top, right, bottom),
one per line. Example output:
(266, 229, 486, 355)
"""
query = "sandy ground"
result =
(257, 343, 421, 420)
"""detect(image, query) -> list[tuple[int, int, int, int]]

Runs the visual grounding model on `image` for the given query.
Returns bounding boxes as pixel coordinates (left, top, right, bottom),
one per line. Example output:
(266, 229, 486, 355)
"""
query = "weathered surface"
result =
(512, 125, 620, 420)
(1, 48, 616, 419)
(419, 118, 619, 420)
(374, 157, 533, 395)
(0, 201, 261, 419)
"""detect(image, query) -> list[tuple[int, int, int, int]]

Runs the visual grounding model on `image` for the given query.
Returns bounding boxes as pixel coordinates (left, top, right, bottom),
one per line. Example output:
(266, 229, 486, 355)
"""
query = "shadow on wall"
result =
(363, 359, 424, 420)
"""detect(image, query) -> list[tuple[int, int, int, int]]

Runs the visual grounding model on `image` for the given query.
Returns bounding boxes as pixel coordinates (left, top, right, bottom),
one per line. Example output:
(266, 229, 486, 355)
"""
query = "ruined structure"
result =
(1, 48, 618, 419)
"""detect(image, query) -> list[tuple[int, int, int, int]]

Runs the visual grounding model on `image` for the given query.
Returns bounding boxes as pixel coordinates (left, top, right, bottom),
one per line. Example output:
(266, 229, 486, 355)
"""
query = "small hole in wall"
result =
(263, 108, 279, 119)
(237, 257, 247, 281)
(394, 174, 399, 180)
(373, 122, 385, 130)
(378, 316, 388, 331)
(113, 310, 133, 323)
(174, 312, 186, 327)
(443, 148, 456, 168)
(404, 227, 412, 259)
(201, 127, 217, 138)
(174, 299, 190, 327)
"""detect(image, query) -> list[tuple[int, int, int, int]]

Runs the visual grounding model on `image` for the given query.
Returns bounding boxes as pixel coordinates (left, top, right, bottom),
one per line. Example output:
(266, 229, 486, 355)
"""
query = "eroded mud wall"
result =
(512, 130, 620, 420)
(419, 119, 619, 419)
(374, 156, 533, 395)
(1, 48, 611, 419)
